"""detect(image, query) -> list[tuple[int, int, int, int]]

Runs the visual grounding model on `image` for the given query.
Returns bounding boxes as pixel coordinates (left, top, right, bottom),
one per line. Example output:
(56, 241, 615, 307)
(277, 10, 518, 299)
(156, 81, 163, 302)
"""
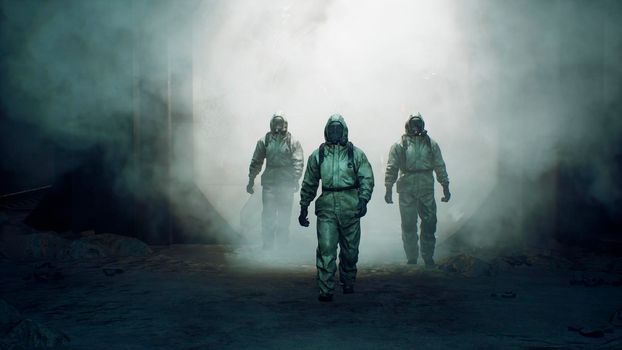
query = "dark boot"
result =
(423, 257, 435, 268)
(318, 293, 333, 302)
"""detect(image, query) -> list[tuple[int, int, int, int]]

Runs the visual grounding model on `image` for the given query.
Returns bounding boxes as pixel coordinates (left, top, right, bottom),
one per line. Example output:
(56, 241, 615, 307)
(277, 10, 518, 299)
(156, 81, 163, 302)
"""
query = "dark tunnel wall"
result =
(0, 0, 238, 244)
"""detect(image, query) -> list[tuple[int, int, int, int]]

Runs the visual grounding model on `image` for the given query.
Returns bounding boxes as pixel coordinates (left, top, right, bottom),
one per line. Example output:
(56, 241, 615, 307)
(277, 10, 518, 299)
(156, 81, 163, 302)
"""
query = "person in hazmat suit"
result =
(384, 113, 450, 267)
(298, 114, 374, 302)
(247, 112, 304, 250)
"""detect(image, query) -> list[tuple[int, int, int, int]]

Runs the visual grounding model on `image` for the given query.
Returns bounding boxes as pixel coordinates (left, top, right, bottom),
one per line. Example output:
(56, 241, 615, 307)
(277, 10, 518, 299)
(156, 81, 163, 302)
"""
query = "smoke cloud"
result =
(1, 1, 620, 263)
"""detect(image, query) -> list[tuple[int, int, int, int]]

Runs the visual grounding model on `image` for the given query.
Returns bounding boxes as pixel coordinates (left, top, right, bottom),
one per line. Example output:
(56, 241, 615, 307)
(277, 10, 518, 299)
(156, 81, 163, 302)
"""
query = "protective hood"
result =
(270, 112, 288, 133)
(405, 113, 427, 136)
(323, 114, 349, 145)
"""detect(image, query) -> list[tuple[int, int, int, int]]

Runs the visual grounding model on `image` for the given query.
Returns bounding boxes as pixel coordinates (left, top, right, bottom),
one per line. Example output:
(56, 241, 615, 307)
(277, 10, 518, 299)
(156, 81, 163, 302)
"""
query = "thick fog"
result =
(193, 0, 622, 264)
(193, 0, 499, 264)
(1, 1, 620, 264)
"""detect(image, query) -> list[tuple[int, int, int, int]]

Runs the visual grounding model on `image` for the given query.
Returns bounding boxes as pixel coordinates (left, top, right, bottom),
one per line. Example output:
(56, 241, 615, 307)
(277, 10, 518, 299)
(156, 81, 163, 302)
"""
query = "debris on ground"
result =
(2, 232, 153, 261)
(69, 233, 152, 259)
(437, 254, 493, 277)
(0, 299, 69, 349)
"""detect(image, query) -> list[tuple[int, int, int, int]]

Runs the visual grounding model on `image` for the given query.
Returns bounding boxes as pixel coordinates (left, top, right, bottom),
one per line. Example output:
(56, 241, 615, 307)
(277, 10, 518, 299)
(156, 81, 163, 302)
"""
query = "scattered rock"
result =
(68, 233, 152, 259)
(0, 300, 69, 349)
(5, 319, 70, 348)
(437, 254, 493, 277)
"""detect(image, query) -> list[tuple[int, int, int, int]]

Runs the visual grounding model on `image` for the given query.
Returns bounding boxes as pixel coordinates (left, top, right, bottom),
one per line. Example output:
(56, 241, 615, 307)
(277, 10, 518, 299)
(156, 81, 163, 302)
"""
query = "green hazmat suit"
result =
(384, 114, 449, 264)
(300, 114, 374, 295)
(248, 114, 304, 249)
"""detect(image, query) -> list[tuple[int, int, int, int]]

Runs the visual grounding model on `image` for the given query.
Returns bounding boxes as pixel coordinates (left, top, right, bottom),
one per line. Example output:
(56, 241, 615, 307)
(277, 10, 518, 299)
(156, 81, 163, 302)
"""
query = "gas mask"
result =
(271, 116, 286, 134)
(325, 122, 344, 144)
(407, 114, 425, 136)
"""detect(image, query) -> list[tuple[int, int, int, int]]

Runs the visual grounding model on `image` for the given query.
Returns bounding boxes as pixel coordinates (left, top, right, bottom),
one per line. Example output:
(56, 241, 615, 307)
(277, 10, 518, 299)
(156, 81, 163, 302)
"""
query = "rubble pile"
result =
(69, 233, 152, 259)
(0, 299, 69, 349)
(0, 220, 152, 261)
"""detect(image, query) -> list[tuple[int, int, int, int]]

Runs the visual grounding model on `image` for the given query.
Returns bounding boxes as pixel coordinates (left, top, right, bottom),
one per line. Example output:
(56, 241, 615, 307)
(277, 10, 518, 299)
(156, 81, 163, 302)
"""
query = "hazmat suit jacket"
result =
(300, 115, 374, 216)
(385, 133, 449, 194)
(249, 124, 304, 190)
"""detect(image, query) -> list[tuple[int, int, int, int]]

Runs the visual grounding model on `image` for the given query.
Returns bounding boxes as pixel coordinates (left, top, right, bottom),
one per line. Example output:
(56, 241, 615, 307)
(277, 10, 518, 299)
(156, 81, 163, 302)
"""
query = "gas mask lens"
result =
(326, 122, 344, 144)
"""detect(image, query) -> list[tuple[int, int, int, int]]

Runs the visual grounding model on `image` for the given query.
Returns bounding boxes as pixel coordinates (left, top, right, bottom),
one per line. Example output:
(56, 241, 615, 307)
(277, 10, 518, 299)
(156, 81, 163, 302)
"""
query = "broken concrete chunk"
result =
(5, 319, 70, 348)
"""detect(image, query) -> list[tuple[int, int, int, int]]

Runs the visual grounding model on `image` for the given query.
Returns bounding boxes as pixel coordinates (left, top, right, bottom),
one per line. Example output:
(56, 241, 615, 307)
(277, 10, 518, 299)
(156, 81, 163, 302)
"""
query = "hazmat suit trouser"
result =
(262, 186, 294, 249)
(398, 191, 437, 262)
(316, 212, 361, 295)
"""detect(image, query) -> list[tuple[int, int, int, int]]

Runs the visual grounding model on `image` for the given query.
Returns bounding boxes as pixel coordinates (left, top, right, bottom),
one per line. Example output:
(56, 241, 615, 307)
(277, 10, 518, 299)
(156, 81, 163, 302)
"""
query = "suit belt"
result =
(322, 184, 359, 192)
(401, 169, 433, 174)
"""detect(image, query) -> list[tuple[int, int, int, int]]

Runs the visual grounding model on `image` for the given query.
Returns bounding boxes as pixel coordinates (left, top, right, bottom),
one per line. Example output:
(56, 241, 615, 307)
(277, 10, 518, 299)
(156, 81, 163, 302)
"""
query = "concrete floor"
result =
(1, 243, 622, 349)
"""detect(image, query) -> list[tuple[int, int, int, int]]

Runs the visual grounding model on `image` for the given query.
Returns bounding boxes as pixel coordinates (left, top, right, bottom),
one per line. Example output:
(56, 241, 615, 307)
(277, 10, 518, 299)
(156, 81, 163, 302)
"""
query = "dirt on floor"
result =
(1, 243, 622, 349)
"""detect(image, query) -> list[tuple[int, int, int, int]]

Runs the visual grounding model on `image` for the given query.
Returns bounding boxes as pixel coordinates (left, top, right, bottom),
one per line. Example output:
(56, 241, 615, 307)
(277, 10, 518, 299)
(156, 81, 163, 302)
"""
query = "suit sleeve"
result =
(300, 151, 320, 207)
(432, 142, 449, 187)
(384, 143, 401, 188)
(248, 139, 266, 180)
(291, 140, 304, 181)
(356, 150, 375, 203)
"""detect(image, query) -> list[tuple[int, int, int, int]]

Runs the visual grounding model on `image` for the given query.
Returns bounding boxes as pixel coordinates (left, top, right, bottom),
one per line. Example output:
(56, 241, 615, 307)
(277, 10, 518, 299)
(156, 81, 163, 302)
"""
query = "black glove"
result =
(354, 198, 368, 218)
(384, 185, 393, 204)
(441, 185, 451, 202)
(298, 205, 310, 227)
(246, 179, 254, 194)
